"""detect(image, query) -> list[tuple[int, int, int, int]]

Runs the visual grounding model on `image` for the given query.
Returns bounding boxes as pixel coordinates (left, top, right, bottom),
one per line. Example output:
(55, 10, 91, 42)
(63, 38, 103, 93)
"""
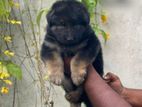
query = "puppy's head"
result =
(47, 1, 90, 45)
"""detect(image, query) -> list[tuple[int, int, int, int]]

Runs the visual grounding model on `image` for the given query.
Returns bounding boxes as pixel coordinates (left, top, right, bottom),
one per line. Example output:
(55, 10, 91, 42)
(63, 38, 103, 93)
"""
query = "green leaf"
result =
(36, 8, 48, 27)
(77, 0, 82, 2)
(100, 30, 108, 43)
(82, 0, 97, 15)
(92, 25, 108, 43)
(0, 0, 11, 20)
(91, 23, 101, 34)
(6, 62, 22, 80)
(0, 63, 8, 72)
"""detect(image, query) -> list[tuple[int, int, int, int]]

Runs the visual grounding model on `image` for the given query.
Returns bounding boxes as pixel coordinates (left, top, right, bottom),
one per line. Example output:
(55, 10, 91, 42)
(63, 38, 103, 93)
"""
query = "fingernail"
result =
(104, 75, 109, 79)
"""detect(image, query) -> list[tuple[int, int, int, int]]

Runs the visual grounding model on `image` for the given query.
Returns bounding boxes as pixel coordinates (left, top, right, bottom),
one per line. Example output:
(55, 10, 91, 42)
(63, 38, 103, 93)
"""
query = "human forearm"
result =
(121, 88, 142, 107)
(104, 72, 142, 107)
(84, 65, 132, 107)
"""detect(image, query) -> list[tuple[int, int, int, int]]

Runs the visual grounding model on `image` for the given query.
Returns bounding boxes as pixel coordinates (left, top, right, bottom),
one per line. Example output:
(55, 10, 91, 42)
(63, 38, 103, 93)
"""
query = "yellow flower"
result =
(15, 21, 21, 25)
(43, 75, 48, 80)
(4, 36, 12, 42)
(9, 0, 20, 9)
(7, 19, 21, 25)
(4, 50, 15, 57)
(8, 52, 15, 57)
(3, 80, 12, 85)
(101, 14, 108, 24)
(0, 62, 2, 65)
(14, 3, 20, 9)
(1, 87, 9, 94)
(0, 72, 10, 79)
(105, 32, 110, 40)
(0, 64, 8, 73)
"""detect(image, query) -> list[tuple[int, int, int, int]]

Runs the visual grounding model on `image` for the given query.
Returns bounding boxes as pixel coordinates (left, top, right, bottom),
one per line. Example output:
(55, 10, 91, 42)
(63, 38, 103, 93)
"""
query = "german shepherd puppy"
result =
(41, 1, 103, 107)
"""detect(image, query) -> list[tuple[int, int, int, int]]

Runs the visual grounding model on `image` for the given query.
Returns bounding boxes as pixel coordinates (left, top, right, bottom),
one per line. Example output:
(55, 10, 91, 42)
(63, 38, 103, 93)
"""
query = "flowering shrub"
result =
(0, 0, 22, 94)
(0, 0, 48, 106)
(0, 63, 12, 94)
(80, 0, 110, 42)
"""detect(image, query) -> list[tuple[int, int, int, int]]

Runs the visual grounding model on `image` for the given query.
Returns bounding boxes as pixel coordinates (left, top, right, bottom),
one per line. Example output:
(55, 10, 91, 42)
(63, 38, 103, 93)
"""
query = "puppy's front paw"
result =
(49, 72, 64, 85)
(48, 66, 64, 85)
(71, 58, 87, 86)
(71, 66, 87, 86)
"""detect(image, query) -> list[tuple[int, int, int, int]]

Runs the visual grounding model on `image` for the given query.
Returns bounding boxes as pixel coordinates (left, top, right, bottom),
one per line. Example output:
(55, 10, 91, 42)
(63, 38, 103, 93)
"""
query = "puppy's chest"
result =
(59, 41, 88, 57)
(60, 45, 81, 57)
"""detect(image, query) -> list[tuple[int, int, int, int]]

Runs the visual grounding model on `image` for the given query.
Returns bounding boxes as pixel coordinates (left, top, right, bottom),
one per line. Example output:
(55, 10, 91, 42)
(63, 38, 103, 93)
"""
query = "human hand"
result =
(104, 72, 125, 95)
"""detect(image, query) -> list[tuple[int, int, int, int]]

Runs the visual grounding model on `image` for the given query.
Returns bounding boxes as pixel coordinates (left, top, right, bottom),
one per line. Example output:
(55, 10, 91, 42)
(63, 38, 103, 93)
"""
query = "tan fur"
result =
(45, 52, 64, 85)
(44, 40, 60, 50)
(71, 55, 88, 85)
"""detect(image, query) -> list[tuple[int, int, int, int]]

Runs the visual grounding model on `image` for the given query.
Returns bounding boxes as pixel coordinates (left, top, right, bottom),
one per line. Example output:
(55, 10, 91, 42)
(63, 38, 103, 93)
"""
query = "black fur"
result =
(41, 1, 104, 107)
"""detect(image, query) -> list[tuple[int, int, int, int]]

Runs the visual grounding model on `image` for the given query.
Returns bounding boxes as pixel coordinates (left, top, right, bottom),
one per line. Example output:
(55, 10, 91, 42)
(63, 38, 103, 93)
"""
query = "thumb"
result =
(104, 72, 119, 82)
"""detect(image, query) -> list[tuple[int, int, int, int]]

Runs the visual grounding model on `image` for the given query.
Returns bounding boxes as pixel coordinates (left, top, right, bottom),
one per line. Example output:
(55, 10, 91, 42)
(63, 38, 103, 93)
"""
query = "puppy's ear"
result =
(81, 4, 90, 25)
(46, 9, 55, 26)
(83, 11, 90, 25)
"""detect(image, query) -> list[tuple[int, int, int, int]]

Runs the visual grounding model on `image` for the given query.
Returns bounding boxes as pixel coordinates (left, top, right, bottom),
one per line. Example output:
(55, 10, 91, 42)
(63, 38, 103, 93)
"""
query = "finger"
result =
(103, 72, 112, 80)
(104, 79, 111, 83)
(103, 75, 111, 83)
(104, 72, 119, 82)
